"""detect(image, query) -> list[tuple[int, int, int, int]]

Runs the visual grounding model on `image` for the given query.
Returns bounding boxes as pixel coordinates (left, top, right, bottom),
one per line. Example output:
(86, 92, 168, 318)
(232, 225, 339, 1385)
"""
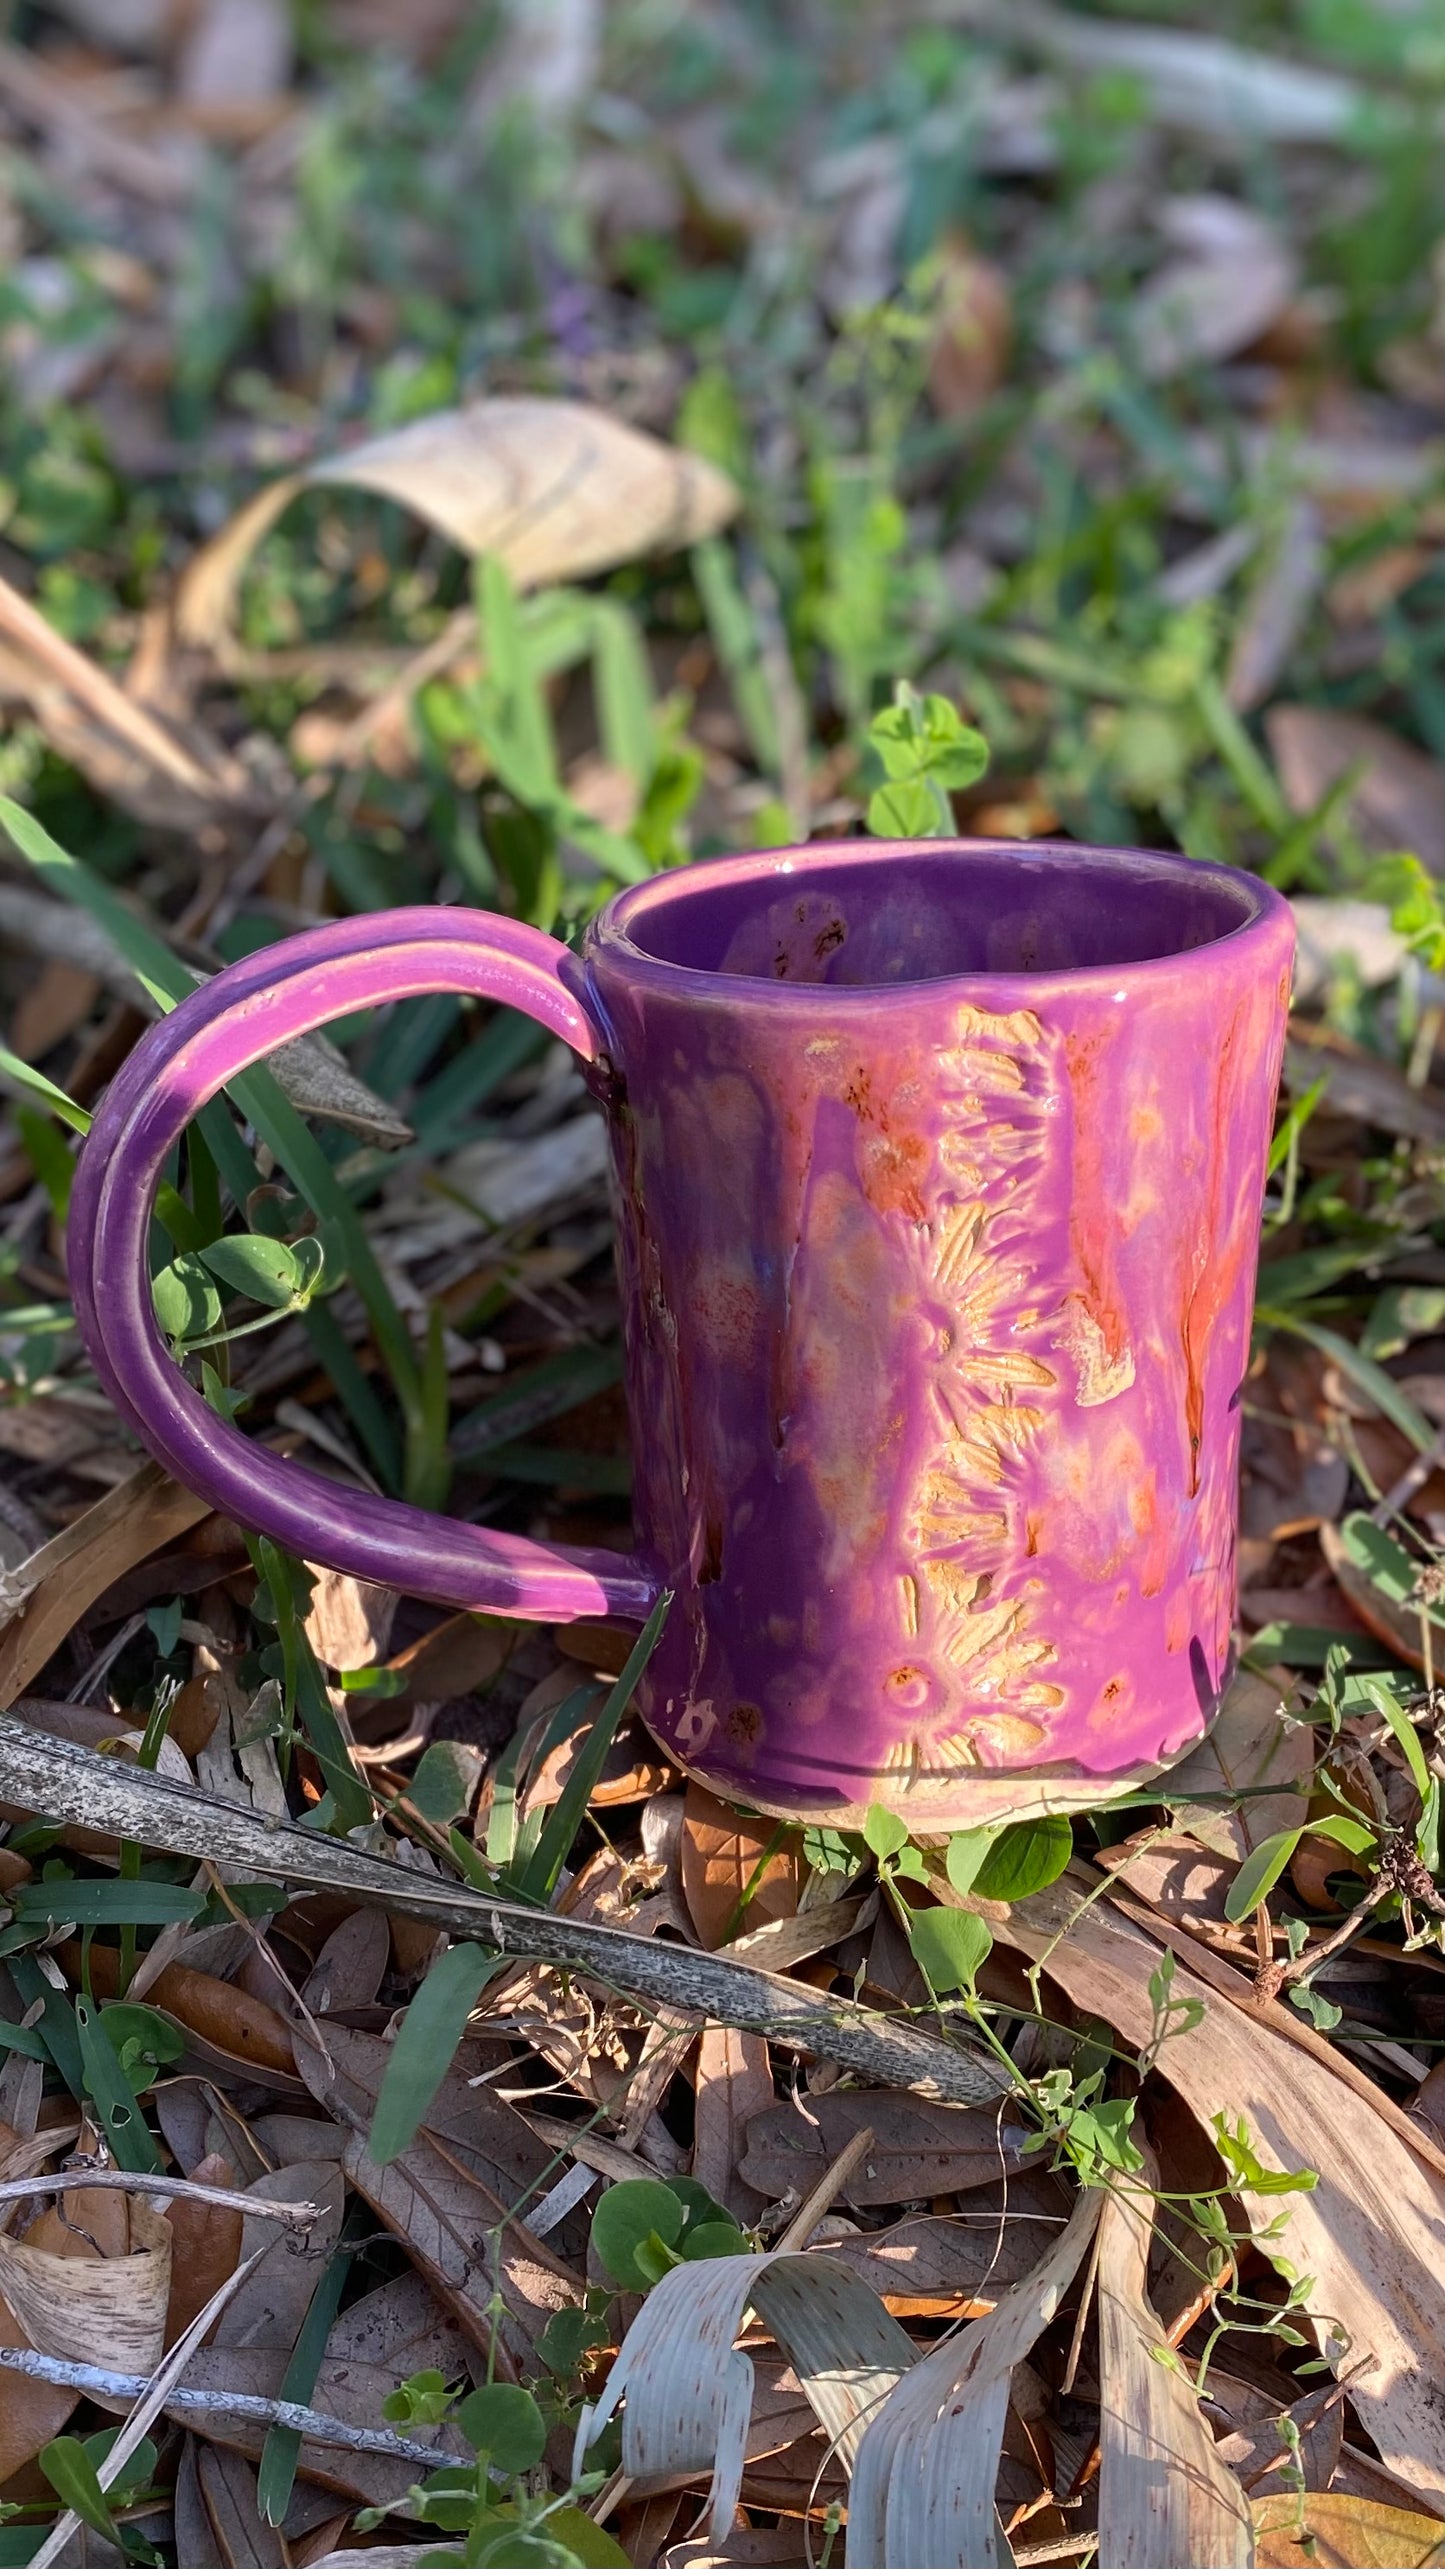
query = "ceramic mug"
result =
(68, 839, 1293, 1829)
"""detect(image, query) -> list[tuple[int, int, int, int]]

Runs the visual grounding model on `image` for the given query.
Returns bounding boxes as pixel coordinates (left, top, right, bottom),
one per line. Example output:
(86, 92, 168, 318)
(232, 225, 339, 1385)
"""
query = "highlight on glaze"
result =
(68, 840, 1294, 1831)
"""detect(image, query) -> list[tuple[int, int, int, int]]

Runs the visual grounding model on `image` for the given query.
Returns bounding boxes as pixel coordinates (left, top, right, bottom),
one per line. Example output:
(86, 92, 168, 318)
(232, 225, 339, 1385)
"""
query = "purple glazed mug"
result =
(68, 839, 1293, 1831)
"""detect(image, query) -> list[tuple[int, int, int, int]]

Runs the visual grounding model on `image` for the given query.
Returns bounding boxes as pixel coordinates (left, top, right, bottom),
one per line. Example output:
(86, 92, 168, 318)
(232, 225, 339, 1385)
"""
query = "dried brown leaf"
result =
(213, 2164, 345, 2352)
(1095, 2157, 1252, 2566)
(692, 2024, 774, 2224)
(173, 399, 739, 659)
(928, 242, 1013, 420)
(1132, 201, 1296, 380)
(301, 1909, 390, 2018)
(1225, 500, 1325, 712)
(79, 1943, 297, 2081)
(194, 2442, 286, 2568)
(1253, 2492, 1445, 2567)
(1162, 1668, 1314, 1859)
(339, 2124, 582, 2367)
(997, 1875, 1445, 2500)
(740, 2092, 1028, 2207)
(163, 2151, 243, 2348)
(0, 1461, 211, 1707)
(302, 1569, 398, 1674)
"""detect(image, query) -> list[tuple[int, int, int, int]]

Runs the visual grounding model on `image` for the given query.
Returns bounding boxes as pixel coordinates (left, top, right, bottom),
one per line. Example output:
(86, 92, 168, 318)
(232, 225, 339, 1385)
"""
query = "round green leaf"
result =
(867, 776, 946, 839)
(973, 1816, 1073, 1903)
(453, 2381, 547, 2475)
(907, 1903, 994, 1994)
(472, 2507, 631, 2569)
(200, 1232, 304, 1309)
(680, 2220, 750, 2262)
(152, 1255, 223, 1345)
(664, 2174, 731, 2233)
(591, 2178, 684, 2288)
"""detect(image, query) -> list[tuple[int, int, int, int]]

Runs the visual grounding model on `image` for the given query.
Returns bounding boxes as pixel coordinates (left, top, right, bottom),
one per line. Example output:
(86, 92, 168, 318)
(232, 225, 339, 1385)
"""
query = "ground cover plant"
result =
(5, 0, 1445, 2562)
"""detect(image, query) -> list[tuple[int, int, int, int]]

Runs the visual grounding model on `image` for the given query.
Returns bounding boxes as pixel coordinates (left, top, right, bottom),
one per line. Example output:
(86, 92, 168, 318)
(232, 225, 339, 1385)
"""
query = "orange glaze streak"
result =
(1179, 997, 1256, 1497)
(1063, 1028, 1132, 1371)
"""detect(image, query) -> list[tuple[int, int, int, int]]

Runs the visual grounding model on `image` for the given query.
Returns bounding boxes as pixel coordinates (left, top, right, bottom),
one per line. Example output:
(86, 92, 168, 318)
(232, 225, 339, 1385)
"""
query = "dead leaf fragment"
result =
(0, 1461, 211, 1708)
(1268, 705, 1445, 873)
(997, 1873, 1445, 2501)
(681, 1782, 801, 1948)
(740, 2092, 1028, 2207)
(164, 2152, 244, 2349)
(928, 242, 1013, 420)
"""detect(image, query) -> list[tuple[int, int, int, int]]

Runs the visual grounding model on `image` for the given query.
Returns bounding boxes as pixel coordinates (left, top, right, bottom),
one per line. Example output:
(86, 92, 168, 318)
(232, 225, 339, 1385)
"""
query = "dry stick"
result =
(775, 2124, 875, 2252)
(0, 571, 224, 794)
(1370, 1417, 1445, 1528)
(0, 2168, 319, 2226)
(0, 2347, 452, 2468)
(0, 1718, 1007, 2107)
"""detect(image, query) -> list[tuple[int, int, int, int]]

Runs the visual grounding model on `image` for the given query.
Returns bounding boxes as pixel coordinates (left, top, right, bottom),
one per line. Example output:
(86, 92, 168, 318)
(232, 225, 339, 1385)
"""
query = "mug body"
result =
(582, 839, 1293, 1830)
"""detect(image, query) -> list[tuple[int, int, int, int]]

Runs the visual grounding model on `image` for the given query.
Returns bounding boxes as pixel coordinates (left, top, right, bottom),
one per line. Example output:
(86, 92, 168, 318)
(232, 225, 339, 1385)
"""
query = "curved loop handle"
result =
(68, 906, 660, 1626)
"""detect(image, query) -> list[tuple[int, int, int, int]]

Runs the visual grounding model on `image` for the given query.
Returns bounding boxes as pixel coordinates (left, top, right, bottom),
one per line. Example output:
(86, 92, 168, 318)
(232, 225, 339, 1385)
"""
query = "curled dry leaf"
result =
(302, 1570, 399, 1675)
(0, 1459, 211, 1707)
(846, 2189, 1099, 2569)
(1095, 2154, 1252, 2568)
(173, 397, 740, 660)
(0, 2184, 171, 2378)
(582, 2248, 917, 2543)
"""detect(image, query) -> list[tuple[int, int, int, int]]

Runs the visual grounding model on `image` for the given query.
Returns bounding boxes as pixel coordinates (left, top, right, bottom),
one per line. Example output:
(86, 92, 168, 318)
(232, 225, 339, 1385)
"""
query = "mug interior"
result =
(616, 842, 1266, 988)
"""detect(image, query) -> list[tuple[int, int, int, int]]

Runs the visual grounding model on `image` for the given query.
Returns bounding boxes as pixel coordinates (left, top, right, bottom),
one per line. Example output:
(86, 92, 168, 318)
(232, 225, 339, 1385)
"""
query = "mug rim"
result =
(586, 835, 1294, 1002)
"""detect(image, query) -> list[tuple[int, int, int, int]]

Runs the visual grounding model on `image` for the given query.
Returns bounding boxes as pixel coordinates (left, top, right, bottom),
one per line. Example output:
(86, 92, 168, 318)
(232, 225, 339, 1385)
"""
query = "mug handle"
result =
(67, 906, 661, 1626)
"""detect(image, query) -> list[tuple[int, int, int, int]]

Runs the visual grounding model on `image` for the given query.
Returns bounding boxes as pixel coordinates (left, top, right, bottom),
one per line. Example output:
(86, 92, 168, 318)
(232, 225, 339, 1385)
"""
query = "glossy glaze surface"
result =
(69, 841, 1293, 1826)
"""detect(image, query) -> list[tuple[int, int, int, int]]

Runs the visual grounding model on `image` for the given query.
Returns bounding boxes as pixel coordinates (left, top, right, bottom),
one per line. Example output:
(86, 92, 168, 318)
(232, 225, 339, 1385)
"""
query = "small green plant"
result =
(862, 1801, 1073, 1999)
(863, 680, 989, 836)
(589, 2173, 749, 2290)
(152, 1229, 329, 1354)
(355, 2370, 631, 2568)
